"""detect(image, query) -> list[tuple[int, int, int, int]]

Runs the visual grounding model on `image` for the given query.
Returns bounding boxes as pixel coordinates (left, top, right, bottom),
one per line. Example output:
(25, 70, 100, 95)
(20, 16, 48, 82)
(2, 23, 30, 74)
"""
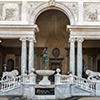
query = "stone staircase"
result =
(0, 73, 98, 99)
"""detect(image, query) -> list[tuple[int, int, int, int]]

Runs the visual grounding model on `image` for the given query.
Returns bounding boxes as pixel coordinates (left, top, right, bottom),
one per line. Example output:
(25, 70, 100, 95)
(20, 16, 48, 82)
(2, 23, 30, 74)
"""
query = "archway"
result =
(35, 9, 70, 75)
(30, 2, 76, 25)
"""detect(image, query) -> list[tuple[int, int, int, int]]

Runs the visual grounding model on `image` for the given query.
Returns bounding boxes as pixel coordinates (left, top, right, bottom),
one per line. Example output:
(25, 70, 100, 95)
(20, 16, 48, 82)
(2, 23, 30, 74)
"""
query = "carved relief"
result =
(27, 2, 43, 21)
(83, 3, 100, 22)
(63, 2, 78, 21)
(0, 3, 21, 21)
(3, 3, 21, 21)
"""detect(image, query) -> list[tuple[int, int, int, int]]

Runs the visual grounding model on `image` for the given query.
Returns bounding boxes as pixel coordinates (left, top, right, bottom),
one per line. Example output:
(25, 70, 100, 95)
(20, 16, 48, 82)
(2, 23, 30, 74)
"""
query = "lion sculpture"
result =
(86, 70, 100, 81)
(1, 70, 19, 81)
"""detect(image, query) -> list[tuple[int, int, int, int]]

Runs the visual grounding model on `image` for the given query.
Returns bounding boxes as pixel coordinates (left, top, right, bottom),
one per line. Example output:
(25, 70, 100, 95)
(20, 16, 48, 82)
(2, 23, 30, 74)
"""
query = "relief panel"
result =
(83, 2, 100, 22)
(0, 2, 21, 21)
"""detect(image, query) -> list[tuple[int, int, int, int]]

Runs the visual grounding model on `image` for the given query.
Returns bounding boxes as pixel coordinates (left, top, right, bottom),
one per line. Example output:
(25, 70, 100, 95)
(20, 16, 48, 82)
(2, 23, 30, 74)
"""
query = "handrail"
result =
(0, 74, 30, 92)
(73, 75, 96, 93)
(60, 75, 96, 93)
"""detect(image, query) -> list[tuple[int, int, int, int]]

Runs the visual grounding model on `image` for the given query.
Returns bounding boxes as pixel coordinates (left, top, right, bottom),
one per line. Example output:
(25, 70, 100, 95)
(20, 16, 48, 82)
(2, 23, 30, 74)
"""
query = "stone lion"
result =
(86, 70, 100, 81)
(1, 70, 19, 81)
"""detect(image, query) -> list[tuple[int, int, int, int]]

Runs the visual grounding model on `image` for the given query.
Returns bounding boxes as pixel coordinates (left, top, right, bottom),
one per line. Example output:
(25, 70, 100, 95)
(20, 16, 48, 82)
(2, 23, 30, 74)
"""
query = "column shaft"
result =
(77, 38, 84, 77)
(20, 38, 27, 75)
(69, 37, 76, 75)
(28, 38, 34, 74)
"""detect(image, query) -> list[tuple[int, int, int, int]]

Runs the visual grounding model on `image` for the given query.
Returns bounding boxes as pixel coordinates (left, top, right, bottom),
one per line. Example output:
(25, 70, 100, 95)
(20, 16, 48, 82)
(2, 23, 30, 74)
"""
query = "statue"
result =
(86, 70, 100, 81)
(42, 48, 49, 69)
(1, 70, 19, 81)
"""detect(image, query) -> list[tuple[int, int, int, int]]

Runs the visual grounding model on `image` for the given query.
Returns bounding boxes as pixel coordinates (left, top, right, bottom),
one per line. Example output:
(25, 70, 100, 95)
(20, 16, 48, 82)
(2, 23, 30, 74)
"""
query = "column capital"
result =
(19, 37, 27, 41)
(28, 37, 36, 43)
(77, 37, 84, 43)
(69, 37, 76, 43)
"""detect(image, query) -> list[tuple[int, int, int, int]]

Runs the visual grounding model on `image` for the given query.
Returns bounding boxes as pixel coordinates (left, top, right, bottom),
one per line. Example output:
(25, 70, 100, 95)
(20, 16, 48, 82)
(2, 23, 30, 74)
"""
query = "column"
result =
(20, 37, 27, 75)
(69, 37, 76, 75)
(28, 38, 35, 74)
(77, 38, 84, 77)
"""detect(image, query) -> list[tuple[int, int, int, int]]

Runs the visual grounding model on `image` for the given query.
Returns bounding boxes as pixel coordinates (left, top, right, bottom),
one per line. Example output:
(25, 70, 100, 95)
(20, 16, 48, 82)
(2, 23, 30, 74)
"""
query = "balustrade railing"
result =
(73, 76, 96, 93)
(60, 75, 96, 94)
(0, 74, 30, 92)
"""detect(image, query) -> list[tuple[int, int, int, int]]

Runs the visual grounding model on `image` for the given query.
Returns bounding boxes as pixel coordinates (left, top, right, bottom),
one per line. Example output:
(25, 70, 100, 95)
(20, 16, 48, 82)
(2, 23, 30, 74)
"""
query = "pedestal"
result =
(39, 76, 51, 85)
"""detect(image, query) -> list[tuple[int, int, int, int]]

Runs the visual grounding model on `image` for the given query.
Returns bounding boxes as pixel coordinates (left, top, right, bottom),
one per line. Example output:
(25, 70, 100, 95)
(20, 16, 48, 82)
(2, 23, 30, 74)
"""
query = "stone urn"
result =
(35, 70, 55, 85)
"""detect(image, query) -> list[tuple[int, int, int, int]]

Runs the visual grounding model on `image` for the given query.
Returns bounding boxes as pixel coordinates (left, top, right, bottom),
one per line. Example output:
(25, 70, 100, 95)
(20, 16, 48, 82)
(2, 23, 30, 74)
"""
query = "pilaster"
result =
(22, 0, 27, 22)
(78, 0, 83, 24)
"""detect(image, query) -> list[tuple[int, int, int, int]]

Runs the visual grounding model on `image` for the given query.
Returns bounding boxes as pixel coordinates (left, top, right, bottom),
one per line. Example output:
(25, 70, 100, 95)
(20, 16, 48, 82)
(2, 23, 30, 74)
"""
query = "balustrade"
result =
(0, 74, 30, 92)
(60, 75, 96, 94)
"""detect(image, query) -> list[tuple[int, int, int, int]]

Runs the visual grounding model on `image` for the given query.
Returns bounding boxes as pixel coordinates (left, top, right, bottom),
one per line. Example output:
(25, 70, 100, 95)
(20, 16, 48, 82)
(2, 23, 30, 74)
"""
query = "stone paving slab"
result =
(79, 97, 100, 100)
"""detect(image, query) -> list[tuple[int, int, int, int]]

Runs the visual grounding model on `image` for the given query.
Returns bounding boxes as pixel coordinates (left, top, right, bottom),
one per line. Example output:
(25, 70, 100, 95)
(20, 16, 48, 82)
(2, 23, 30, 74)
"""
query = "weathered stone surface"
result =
(0, 2, 21, 21)
(83, 3, 100, 22)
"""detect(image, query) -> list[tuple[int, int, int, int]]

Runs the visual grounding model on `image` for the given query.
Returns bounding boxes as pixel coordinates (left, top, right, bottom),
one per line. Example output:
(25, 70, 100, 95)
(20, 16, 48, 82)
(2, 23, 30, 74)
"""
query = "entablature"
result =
(0, 24, 39, 39)
(68, 25, 100, 40)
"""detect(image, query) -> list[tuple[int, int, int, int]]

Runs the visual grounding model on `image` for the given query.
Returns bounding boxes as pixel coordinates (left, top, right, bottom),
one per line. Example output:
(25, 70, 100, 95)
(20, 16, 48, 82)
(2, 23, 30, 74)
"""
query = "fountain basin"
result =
(36, 70, 55, 85)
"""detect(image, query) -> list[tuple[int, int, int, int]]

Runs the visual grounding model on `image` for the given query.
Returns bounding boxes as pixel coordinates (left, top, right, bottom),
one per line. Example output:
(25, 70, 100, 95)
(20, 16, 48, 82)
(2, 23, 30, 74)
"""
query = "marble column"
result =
(69, 37, 76, 75)
(28, 38, 35, 74)
(20, 38, 27, 75)
(77, 38, 84, 77)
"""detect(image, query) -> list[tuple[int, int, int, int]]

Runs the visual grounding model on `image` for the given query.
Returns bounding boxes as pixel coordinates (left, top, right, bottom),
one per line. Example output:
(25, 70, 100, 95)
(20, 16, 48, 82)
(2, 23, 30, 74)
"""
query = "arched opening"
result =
(34, 9, 70, 76)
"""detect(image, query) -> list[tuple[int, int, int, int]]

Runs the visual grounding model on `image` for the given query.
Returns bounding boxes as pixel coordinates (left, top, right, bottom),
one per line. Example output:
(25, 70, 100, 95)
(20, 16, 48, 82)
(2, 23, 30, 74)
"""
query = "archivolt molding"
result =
(29, 1, 76, 25)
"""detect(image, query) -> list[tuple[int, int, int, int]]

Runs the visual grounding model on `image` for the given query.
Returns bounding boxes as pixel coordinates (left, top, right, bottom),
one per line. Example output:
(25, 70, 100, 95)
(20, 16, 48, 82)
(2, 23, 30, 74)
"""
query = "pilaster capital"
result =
(69, 37, 76, 43)
(19, 37, 27, 42)
(77, 37, 84, 43)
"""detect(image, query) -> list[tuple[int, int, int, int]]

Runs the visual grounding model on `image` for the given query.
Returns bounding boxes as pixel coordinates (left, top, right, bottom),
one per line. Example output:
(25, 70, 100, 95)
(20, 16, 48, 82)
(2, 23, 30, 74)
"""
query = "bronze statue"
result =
(42, 48, 49, 69)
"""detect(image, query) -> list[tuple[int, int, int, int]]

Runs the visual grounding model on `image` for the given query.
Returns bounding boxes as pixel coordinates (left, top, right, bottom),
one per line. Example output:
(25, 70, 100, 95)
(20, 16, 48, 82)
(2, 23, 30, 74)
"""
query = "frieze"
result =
(83, 3, 100, 22)
(0, 3, 21, 21)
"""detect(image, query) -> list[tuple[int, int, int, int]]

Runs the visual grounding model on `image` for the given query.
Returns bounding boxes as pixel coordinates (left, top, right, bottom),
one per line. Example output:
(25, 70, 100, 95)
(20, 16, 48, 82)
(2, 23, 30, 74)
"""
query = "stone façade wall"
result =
(0, 1, 100, 23)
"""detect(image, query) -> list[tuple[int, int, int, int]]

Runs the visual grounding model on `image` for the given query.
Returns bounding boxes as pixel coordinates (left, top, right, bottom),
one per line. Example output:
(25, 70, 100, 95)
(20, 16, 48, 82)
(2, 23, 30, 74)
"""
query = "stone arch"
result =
(30, 2, 76, 25)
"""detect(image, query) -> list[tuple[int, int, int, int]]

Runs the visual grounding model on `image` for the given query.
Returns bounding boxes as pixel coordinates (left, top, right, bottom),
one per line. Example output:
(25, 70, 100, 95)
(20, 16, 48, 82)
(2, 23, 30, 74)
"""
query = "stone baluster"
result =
(20, 37, 27, 75)
(69, 37, 76, 75)
(77, 38, 84, 77)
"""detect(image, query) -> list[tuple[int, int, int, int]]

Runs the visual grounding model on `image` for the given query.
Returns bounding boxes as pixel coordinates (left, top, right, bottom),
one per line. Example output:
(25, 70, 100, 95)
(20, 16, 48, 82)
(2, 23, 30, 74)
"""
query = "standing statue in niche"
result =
(42, 48, 49, 69)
